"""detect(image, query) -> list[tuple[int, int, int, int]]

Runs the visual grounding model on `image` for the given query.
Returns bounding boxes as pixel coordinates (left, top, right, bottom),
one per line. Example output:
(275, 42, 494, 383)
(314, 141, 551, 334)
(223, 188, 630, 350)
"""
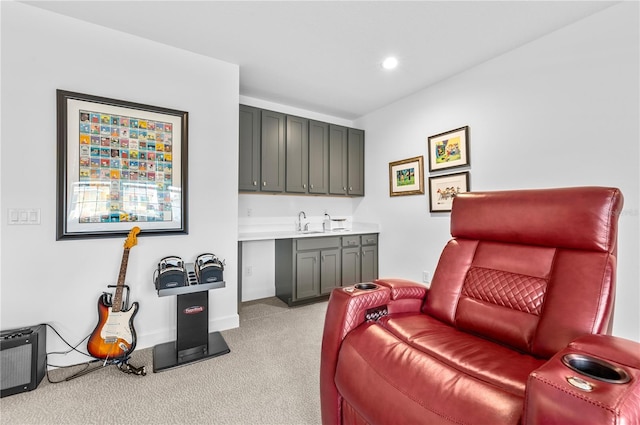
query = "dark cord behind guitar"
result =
(87, 227, 140, 361)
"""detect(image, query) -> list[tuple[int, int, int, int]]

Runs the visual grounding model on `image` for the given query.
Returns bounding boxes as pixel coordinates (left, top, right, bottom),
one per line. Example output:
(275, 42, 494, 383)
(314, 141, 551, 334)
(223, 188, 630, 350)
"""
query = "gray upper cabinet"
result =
(239, 105, 364, 197)
(261, 110, 286, 192)
(286, 115, 309, 193)
(329, 125, 348, 195)
(329, 125, 365, 197)
(238, 105, 260, 191)
(308, 120, 329, 194)
(347, 128, 365, 196)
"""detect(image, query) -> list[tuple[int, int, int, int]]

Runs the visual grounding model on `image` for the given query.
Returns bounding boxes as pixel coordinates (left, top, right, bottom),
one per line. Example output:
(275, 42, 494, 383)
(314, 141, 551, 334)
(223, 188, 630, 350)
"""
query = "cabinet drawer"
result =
(342, 235, 360, 247)
(296, 236, 340, 251)
(361, 234, 378, 246)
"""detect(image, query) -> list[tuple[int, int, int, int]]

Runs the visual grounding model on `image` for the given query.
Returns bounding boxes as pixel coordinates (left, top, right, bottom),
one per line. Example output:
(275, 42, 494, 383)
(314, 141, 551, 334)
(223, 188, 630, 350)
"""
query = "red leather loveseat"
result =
(321, 187, 640, 425)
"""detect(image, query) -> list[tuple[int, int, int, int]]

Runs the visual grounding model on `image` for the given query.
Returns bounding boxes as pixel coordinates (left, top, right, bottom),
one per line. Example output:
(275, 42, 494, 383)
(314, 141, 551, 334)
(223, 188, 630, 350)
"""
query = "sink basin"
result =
(299, 230, 325, 235)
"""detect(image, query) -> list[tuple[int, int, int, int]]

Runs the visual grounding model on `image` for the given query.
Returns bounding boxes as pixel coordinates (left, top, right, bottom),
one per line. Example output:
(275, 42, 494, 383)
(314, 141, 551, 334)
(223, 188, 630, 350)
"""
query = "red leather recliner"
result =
(320, 187, 640, 425)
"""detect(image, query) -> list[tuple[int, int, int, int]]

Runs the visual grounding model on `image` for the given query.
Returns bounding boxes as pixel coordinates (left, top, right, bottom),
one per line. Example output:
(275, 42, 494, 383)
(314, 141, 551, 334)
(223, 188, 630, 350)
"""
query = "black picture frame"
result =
(56, 90, 188, 240)
(427, 126, 470, 172)
(428, 171, 470, 213)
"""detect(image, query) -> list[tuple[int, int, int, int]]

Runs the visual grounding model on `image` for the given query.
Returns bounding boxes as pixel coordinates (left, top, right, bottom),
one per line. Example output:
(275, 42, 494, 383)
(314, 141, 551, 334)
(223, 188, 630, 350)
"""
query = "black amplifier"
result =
(1, 324, 46, 397)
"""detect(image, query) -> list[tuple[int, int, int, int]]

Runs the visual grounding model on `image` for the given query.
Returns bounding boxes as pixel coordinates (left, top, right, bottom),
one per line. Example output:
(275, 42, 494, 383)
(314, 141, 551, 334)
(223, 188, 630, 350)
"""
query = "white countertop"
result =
(238, 223, 379, 242)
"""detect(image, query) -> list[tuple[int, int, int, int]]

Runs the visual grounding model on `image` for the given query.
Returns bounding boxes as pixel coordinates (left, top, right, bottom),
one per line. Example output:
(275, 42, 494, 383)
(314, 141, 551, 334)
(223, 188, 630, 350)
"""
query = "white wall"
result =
(0, 3, 240, 365)
(354, 3, 640, 341)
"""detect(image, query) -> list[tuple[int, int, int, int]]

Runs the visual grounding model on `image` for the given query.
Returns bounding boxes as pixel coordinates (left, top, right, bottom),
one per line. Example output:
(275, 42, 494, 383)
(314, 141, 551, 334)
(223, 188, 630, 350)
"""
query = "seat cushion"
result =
(379, 313, 546, 396)
(335, 321, 532, 425)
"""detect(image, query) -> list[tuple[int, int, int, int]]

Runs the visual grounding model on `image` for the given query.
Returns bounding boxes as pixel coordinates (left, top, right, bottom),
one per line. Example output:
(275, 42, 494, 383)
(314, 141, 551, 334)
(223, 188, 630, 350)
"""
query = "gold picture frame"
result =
(389, 156, 425, 197)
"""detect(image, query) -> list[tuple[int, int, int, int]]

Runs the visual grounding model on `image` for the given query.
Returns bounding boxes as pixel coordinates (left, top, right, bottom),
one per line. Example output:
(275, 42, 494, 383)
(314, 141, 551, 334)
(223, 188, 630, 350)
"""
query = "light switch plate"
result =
(7, 208, 41, 225)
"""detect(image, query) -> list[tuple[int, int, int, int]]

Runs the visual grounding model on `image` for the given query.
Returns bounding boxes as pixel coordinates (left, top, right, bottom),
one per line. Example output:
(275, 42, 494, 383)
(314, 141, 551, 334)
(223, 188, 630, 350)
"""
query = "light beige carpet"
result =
(0, 298, 327, 425)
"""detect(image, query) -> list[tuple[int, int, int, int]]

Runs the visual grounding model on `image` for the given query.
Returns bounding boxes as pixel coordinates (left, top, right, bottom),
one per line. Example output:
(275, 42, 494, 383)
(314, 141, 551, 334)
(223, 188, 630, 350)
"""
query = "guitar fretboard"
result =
(112, 248, 130, 313)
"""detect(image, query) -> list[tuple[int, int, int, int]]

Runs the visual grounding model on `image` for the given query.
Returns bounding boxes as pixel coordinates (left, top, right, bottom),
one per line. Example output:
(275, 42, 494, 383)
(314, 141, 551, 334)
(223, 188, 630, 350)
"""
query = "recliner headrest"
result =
(450, 186, 623, 253)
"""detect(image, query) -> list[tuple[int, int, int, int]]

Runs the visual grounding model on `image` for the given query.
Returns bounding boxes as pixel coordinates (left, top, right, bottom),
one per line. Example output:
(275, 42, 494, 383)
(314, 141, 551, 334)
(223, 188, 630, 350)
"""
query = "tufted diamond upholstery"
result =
(461, 266, 547, 315)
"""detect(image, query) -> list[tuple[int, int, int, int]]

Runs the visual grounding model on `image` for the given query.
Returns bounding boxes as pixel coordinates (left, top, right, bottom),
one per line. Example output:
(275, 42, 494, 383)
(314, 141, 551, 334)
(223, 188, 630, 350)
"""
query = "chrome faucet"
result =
(297, 211, 306, 231)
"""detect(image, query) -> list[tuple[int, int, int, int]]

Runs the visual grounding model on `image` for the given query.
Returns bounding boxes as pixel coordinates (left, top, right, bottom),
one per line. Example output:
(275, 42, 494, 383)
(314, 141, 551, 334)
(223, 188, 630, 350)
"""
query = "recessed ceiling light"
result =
(382, 56, 398, 70)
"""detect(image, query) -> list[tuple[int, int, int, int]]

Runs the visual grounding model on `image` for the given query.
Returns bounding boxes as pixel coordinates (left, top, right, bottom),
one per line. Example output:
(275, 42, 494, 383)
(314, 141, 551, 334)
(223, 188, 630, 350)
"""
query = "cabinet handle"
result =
(343, 186, 347, 191)
(253, 180, 257, 186)
(263, 181, 267, 186)
(321, 255, 325, 262)
(303, 183, 307, 189)
(310, 184, 314, 189)
(349, 241, 356, 245)
(362, 251, 366, 257)
(349, 186, 353, 191)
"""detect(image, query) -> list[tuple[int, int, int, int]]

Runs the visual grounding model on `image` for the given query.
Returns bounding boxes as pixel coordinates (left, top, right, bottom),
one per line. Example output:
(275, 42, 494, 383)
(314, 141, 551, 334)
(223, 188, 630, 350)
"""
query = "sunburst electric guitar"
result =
(87, 227, 140, 360)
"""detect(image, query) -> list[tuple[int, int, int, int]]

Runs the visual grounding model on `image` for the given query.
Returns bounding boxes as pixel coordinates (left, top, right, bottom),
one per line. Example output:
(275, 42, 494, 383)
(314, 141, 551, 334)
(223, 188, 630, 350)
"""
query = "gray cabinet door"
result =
(329, 125, 348, 195)
(296, 250, 320, 299)
(308, 120, 329, 194)
(286, 115, 309, 193)
(261, 110, 285, 192)
(361, 244, 378, 283)
(347, 128, 365, 196)
(238, 105, 260, 191)
(341, 247, 361, 287)
(320, 248, 341, 294)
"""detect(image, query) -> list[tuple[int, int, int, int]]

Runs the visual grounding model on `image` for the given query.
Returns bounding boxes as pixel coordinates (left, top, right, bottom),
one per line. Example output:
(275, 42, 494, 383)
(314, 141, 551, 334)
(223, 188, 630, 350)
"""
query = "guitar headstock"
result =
(124, 227, 141, 249)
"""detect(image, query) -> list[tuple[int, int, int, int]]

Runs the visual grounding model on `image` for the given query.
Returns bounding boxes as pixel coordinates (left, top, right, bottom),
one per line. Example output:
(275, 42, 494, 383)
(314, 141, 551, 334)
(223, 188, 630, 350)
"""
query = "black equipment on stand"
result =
(152, 255, 230, 372)
(154, 256, 186, 290)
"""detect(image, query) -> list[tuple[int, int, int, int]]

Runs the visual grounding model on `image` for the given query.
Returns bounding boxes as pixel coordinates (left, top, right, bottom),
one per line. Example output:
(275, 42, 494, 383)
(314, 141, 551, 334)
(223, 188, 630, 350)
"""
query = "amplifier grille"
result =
(0, 345, 31, 390)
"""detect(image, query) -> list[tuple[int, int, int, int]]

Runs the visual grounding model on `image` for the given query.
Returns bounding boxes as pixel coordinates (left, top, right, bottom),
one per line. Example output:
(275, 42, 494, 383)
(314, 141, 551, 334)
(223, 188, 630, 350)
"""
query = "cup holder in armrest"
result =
(354, 283, 378, 290)
(561, 353, 631, 384)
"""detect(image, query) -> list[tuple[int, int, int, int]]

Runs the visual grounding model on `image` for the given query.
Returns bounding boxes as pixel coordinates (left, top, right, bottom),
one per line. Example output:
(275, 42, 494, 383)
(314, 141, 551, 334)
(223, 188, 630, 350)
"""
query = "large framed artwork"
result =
(427, 126, 469, 172)
(56, 90, 189, 240)
(389, 156, 425, 197)
(428, 172, 470, 213)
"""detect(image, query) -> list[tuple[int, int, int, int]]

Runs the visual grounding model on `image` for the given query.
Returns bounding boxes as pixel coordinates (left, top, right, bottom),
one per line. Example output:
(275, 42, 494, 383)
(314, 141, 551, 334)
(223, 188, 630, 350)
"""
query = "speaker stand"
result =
(153, 273, 229, 372)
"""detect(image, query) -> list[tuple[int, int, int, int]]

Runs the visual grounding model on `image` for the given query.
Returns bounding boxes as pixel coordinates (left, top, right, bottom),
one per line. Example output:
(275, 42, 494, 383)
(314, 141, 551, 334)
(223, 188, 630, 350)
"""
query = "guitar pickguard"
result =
(100, 305, 137, 345)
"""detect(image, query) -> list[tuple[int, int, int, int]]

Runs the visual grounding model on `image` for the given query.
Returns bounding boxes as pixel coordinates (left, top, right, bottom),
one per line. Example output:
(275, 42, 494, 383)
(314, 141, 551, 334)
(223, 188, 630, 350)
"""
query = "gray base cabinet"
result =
(275, 234, 378, 306)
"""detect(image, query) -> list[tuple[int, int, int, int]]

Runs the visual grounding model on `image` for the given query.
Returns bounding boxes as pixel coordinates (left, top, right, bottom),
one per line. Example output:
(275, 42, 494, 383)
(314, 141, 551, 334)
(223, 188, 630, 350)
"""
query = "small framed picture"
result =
(428, 172, 470, 212)
(427, 126, 469, 172)
(389, 156, 424, 197)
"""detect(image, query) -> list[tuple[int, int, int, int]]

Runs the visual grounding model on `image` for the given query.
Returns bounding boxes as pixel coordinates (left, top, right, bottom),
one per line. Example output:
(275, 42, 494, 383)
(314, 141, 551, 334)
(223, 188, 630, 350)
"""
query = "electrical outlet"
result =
(247, 208, 253, 217)
(246, 266, 253, 276)
(422, 271, 431, 283)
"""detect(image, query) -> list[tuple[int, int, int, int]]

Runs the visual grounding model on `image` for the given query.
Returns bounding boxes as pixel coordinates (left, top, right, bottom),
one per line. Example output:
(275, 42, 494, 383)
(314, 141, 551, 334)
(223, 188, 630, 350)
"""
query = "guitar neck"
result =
(112, 248, 130, 312)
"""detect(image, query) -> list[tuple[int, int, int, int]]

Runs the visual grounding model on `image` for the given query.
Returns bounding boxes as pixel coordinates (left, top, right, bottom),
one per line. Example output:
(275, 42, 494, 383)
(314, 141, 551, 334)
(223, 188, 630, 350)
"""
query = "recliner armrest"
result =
(374, 278, 427, 314)
(567, 334, 640, 370)
(320, 284, 391, 425)
(524, 334, 640, 425)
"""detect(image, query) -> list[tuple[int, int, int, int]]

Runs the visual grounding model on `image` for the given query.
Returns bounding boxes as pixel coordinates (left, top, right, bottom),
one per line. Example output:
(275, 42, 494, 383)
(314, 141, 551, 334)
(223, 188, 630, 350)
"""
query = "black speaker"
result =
(155, 256, 186, 290)
(195, 253, 224, 284)
(1, 324, 46, 398)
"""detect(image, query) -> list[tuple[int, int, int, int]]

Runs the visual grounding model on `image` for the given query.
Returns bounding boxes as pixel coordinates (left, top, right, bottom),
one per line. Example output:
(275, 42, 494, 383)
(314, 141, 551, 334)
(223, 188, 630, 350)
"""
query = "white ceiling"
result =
(24, 1, 618, 120)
